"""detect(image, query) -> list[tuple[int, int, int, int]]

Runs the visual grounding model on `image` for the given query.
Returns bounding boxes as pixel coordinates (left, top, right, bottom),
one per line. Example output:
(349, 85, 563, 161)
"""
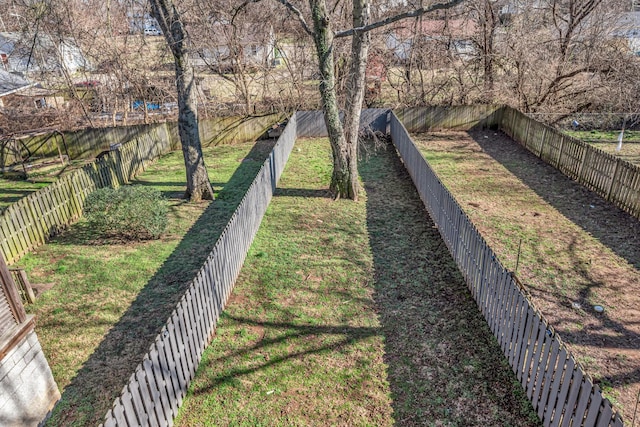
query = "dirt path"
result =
(413, 130, 640, 421)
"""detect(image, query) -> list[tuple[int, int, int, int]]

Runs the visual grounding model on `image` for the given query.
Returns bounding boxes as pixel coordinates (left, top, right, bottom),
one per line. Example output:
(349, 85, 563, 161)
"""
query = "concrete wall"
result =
(0, 328, 60, 427)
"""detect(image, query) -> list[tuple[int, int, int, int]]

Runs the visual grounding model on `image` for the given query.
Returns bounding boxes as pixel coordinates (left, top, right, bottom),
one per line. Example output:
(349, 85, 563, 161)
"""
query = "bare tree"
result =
(249, 0, 464, 200)
(148, 0, 215, 201)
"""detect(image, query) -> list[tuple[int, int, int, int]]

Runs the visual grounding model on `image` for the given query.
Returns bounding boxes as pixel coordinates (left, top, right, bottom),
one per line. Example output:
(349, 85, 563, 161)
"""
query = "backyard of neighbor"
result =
(2, 124, 639, 426)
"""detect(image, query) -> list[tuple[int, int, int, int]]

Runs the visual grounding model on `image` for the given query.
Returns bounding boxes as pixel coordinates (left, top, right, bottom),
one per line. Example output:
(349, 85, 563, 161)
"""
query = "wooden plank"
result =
(514, 305, 534, 380)
(203, 261, 218, 335)
(171, 310, 192, 397)
(583, 386, 604, 427)
(562, 367, 583, 427)
(102, 410, 117, 427)
(134, 367, 159, 427)
(520, 309, 541, 386)
(595, 402, 613, 427)
(165, 319, 187, 405)
(127, 375, 150, 427)
(502, 285, 520, 359)
(570, 380, 593, 427)
(509, 293, 528, 368)
(528, 318, 549, 401)
(112, 399, 128, 427)
(176, 303, 196, 381)
(143, 355, 169, 426)
(193, 274, 210, 344)
(184, 288, 204, 361)
(552, 360, 580, 427)
(535, 337, 559, 415)
(544, 348, 569, 425)
(121, 389, 140, 426)
(495, 270, 512, 342)
(155, 339, 179, 417)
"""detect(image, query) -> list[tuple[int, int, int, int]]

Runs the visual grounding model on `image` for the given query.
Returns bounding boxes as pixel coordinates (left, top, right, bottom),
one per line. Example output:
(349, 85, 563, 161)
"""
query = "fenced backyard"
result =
(390, 111, 624, 427)
(0, 114, 281, 265)
(0, 106, 635, 426)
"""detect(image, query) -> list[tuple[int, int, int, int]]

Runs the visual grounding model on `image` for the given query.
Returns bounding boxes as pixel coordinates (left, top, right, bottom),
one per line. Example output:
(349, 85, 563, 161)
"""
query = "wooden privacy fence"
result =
(499, 107, 640, 220)
(0, 125, 174, 265)
(99, 114, 298, 427)
(390, 112, 624, 427)
(394, 105, 503, 132)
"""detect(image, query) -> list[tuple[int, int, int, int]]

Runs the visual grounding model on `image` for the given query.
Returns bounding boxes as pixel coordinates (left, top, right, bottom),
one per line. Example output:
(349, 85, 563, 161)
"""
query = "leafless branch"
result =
(236, 0, 313, 36)
(334, 0, 464, 38)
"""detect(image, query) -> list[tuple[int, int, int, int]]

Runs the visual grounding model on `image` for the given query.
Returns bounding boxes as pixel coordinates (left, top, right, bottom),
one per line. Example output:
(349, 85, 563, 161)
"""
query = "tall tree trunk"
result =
(341, 0, 371, 201)
(149, 0, 214, 201)
(309, 0, 351, 199)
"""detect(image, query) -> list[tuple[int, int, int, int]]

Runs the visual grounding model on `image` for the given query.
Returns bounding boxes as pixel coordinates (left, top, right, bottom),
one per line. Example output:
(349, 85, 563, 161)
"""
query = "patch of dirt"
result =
(413, 129, 640, 421)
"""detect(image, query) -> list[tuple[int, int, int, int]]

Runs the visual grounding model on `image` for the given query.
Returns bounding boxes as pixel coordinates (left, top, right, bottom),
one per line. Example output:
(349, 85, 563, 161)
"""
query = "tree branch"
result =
(335, 0, 464, 38)
(272, 0, 314, 36)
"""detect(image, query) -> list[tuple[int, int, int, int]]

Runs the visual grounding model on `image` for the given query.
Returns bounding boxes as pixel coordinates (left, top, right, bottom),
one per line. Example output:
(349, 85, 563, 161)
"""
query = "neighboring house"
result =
(192, 23, 277, 71)
(0, 32, 90, 75)
(128, 13, 163, 36)
(612, 12, 640, 55)
(0, 69, 35, 109)
(385, 19, 478, 63)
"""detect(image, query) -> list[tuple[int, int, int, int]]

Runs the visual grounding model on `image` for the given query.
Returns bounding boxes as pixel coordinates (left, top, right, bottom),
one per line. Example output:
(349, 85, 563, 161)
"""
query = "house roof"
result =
(0, 69, 34, 97)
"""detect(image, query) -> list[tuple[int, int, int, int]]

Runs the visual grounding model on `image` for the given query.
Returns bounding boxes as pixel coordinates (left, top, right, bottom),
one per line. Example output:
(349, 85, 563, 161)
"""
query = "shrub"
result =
(84, 185, 168, 240)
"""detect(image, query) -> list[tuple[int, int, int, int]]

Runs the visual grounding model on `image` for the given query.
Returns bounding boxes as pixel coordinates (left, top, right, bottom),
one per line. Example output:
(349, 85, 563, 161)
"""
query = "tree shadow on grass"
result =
(468, 128, 640, 270)
(45, 139, 276, 426)
(358, 141, 541, 426)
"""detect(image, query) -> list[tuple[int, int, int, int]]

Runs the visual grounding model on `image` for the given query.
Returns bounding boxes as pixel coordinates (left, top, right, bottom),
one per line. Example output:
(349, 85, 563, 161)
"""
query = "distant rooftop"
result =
(0, 69, 34, 97)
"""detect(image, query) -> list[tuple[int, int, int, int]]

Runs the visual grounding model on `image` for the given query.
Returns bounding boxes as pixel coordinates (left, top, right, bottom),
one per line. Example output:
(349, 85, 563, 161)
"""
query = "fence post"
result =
(0, 252, 26, 323)
(538, 126, 546, 158)
(606, 158, 622, 202)
(556, 135, 565, 169)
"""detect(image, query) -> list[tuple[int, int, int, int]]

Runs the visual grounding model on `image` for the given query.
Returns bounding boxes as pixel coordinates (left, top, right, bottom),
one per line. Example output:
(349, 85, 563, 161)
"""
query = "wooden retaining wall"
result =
(499, 107, 640, 220)
(390, 111, 624, 427)
(99, 114, 298, 427)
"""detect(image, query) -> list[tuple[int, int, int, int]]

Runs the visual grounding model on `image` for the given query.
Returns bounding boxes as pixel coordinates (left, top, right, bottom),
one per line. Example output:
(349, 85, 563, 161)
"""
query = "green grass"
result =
(564, 130, 640, 165)
(24, 135, 540, 426)
(565, 129, 640, 142)
(175, 138, 540, 426)
(21, 139, 276, 427)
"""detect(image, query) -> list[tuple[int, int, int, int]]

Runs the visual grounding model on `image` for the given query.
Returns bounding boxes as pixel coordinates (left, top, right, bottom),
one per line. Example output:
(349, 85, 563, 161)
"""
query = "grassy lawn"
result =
(414, 130, 640, 421)
(174, 138, 539, 426)
(20, 139, 276, 426)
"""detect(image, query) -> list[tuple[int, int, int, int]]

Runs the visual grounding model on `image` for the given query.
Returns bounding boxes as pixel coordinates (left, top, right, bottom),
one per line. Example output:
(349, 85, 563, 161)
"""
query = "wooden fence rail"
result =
(499, 106, 640, 220)
(390, 111, 624, 427)
(99, 113, 298, 427)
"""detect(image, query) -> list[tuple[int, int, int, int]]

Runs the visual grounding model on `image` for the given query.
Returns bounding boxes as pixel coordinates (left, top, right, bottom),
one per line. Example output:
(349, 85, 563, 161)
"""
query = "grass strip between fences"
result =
(172, 137, 541, 426)
(96, 115, 297, 427)
(390, 111, 624, 427)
